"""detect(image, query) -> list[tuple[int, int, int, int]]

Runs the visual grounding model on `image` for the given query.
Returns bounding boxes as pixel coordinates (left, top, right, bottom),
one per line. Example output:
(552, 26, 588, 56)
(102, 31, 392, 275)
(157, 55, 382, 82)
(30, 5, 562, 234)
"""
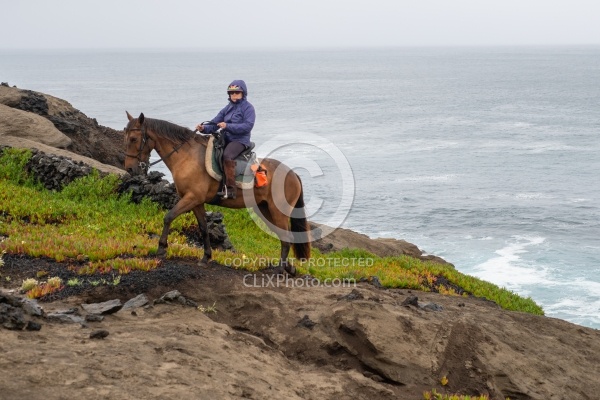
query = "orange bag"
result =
(251, 164, 268, 188)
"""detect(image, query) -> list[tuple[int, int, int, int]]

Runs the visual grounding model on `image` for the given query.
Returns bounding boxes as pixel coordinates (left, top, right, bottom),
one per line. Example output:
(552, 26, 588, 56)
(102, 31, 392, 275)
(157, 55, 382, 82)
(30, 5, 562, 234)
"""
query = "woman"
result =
(197, 80, 255, 199)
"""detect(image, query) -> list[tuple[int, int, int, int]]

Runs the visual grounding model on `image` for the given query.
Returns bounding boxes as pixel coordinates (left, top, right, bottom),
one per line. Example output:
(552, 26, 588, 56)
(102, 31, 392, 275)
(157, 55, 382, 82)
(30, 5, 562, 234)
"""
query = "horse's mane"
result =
(145, 118, 196, 144)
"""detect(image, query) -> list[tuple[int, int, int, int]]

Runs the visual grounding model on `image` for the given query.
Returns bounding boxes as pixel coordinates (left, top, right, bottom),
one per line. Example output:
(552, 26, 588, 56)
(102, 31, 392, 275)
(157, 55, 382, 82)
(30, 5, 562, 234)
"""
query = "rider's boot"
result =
(223, 159, 237, 199)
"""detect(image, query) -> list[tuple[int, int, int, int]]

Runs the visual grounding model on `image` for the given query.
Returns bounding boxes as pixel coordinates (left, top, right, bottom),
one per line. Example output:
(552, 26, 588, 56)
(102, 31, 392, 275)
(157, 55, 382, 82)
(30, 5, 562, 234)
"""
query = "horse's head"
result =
(124, 111, 154, 175)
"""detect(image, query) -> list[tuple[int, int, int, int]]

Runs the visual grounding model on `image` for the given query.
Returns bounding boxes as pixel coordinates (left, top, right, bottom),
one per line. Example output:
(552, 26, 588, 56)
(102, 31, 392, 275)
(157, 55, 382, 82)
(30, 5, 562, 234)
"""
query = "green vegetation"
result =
(423, 386, 510, 400)
(0, 148, 544, 314)
(23, 276, 63, 299)
(423, 377, 509, 399)
(21, 278, 39, 292)
(423, 389, 504, 400)
(67, 278, 82, 287)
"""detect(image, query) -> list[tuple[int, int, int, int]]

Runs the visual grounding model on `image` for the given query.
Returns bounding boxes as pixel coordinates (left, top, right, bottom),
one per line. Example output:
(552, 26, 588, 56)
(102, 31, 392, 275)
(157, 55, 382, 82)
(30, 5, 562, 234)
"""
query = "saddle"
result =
(205, 135, 266, 190)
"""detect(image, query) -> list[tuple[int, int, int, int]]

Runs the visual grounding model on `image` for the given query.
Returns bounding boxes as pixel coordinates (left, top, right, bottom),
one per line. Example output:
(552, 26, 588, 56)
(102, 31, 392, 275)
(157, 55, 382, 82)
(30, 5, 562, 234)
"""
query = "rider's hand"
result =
(195, 124, 204, 132)
(217, 122, 227, 129)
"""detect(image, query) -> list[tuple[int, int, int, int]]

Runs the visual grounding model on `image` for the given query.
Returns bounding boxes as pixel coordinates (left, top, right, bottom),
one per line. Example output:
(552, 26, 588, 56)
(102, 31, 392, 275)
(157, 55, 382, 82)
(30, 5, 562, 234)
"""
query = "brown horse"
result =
(123, 112, 310, 274)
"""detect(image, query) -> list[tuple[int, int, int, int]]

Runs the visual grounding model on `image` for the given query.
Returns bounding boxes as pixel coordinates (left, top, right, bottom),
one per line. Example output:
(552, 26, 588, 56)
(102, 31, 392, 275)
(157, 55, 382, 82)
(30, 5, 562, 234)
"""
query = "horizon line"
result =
(1, 43, 600, 52)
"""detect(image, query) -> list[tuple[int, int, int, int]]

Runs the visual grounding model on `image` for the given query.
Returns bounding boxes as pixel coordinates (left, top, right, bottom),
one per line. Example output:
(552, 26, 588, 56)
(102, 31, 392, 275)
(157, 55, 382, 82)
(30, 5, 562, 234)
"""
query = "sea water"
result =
(1, 47, 598, 329)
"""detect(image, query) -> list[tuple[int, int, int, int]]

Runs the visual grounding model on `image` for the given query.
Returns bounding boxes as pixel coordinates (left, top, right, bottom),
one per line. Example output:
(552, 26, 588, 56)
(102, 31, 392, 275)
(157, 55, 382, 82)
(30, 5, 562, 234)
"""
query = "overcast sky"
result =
(1, 0, 599, 49)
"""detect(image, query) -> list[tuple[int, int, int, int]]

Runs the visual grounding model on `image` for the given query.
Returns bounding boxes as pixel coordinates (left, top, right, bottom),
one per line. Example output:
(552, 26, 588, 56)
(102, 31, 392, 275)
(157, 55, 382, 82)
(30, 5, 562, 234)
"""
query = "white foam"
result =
(451, 235, 600, 328)
(544, 292, 600, 327)
(568, 278, 600, 297)
(471, 236, 549, 288)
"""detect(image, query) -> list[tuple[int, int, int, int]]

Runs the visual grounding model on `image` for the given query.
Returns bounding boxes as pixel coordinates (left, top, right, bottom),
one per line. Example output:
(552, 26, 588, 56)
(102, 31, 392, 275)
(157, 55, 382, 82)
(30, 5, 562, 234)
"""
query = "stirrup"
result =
(224, 186, 236, 199)
(217, 185, 235, 199)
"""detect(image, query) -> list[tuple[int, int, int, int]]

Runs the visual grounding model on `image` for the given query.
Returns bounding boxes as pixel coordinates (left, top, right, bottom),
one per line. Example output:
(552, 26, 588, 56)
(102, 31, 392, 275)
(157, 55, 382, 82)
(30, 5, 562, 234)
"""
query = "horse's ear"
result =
(138, 113, 145, 124)
(126, 111, 134, 121)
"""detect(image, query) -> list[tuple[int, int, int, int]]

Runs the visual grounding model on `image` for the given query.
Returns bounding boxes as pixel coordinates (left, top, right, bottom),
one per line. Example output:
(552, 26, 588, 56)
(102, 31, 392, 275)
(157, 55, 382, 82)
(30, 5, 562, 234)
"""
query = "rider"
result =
(196, 80, 255, 200)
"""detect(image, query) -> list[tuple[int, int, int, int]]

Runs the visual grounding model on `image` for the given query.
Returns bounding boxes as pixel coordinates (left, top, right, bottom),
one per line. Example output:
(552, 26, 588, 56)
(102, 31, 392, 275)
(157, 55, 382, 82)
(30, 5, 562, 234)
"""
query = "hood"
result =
(228, 79, 248, 99)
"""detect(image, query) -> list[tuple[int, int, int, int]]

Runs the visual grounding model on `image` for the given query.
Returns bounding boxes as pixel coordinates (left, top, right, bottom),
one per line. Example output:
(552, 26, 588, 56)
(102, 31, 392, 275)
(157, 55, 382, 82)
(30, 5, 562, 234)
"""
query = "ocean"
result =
(1, 47, 599, 329)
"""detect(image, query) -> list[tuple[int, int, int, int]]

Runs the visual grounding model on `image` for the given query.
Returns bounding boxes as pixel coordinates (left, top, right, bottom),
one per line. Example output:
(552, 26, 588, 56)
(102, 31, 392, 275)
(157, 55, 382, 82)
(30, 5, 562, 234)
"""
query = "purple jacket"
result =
(203, 80, 255, 147)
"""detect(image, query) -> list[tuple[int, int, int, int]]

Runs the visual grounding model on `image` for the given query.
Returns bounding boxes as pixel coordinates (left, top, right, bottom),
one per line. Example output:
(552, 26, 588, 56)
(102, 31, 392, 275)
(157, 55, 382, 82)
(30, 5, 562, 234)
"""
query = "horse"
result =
(123, 111, 310, 274)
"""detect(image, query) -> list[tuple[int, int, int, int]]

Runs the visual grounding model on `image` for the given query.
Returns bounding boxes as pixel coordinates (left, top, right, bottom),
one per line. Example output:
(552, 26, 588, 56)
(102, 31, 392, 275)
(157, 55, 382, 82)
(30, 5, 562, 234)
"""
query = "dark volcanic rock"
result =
(0, 292, 42, 331)
(0, 303, 27, 330)
(25, 321, 42, 331)
(297, 315, 317, 330)
(117, 171, 179, 210)
(85, 314, 105, 322)
(181, 211, 234, 251)
(340, 289, 365, 301)
(20, 298, 44, 317)
(90, 329, 110, 339)
(122, 294, 149, 311)
(19, 90, 49, 116)
(401, 295, 419, 307)
(81, 299, 123, 315)
(46, 313, 85, 324)
(24, 148, 96, 191)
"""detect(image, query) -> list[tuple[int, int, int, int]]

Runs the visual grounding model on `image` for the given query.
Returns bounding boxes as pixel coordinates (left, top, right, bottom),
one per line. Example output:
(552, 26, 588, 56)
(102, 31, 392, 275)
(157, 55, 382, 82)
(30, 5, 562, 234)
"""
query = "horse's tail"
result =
(291, 175, 311, 261)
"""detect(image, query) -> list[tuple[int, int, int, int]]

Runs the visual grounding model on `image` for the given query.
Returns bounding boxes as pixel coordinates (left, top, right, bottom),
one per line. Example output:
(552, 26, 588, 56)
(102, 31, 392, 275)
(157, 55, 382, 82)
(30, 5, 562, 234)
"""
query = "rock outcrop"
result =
(117, 171, 180, 210)
(0, 84, 124, 168)
(0, 104, 72, 148)
(311, 222, 450, 264)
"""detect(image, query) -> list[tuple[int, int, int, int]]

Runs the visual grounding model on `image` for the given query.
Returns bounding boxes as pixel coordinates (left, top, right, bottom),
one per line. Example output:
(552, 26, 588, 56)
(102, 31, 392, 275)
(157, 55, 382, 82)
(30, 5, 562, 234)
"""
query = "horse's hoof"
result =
(284, 264, 296, 276)
(198, 257, 210, 267)
(156, 248, 167, 258)
(274, 265, 285, 275)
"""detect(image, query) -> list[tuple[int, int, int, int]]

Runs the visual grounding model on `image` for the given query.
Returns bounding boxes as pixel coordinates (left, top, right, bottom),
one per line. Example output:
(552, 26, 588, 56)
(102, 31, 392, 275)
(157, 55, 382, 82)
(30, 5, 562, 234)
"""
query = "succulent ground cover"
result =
(0, 148, 543, 315)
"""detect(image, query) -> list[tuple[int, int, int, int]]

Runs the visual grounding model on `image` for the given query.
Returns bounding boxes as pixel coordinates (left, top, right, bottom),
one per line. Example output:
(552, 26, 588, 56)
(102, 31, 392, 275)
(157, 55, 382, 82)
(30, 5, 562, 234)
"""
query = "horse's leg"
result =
(255, 203, 273, 226)
(192, 204, 212, 266)
(253, 204, 287, 275)
(266, 203, 296, 276)
(157, 195, 199, 257)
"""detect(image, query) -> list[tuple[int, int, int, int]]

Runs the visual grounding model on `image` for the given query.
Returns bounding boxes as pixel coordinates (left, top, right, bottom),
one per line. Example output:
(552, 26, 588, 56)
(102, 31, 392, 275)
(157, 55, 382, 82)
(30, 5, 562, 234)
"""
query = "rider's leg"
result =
(220, 141, 246, 199)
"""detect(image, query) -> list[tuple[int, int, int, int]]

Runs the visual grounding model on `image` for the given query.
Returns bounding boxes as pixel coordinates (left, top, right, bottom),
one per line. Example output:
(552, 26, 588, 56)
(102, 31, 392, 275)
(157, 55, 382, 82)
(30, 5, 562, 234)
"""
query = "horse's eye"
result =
(130, 137, 138, 143)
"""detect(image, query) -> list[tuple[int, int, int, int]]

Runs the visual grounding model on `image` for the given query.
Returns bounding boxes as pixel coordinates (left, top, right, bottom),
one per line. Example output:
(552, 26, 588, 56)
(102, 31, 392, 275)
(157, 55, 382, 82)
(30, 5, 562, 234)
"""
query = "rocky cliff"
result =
(0, 83, 124, 169)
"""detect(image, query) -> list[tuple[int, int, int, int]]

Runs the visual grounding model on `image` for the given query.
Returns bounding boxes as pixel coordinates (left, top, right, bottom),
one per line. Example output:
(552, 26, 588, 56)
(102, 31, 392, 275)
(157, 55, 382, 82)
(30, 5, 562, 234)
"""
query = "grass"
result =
(0, 148, 544, 314)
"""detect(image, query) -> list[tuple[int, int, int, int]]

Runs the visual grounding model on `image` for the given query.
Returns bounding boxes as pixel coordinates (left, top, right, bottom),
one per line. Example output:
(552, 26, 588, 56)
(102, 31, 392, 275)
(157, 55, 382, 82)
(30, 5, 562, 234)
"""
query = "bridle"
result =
(124, 123, 189, 172)
(124, 125, 152, 173)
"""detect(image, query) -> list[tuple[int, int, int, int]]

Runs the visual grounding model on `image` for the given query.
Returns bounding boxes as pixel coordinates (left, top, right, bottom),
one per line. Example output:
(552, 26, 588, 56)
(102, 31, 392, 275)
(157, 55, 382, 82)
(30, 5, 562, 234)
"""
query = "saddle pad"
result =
(205, 136, 256, 190)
